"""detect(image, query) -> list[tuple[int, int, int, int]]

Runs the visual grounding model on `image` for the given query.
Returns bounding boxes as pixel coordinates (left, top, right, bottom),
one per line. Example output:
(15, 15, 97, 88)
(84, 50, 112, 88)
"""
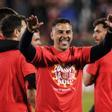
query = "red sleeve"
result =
(86, 63, 98, 76)
(72, 47, 91, 68)
(21, 55, 36, 77)
(82, 47, 91, 63)
(31, 46, 57, 66)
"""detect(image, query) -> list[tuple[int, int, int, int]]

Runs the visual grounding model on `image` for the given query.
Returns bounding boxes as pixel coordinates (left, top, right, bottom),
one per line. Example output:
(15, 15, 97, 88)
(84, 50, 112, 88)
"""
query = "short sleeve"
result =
(82, 47, 91, 64)
(30, 46, 43, 65)
(86, 62, 99, 76)
(72, 47, 91, 68)
(20, 55, 36, 77)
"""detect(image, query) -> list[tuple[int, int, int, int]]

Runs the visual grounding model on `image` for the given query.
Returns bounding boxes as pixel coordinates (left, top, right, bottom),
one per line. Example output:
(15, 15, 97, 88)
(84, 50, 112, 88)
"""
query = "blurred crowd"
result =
(0, 0, 112, 45)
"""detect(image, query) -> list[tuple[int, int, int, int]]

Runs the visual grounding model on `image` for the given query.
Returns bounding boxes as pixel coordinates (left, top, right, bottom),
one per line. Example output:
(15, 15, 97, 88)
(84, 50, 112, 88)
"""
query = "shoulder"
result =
(69, 46, 91, 53)
(35, 45, 52, 51)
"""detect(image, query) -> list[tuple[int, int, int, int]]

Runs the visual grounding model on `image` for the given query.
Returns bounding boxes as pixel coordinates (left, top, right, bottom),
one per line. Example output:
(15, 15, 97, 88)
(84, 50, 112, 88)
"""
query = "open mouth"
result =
(59, 37, 70, 44)
(60, 40, 69, 46)
(95, 38, 100, 43)
(58, 37, 71, 48)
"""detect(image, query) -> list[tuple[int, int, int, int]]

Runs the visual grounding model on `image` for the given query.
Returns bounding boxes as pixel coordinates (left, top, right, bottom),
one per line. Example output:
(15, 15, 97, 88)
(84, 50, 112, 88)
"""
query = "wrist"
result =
(27, 27, 35, 33)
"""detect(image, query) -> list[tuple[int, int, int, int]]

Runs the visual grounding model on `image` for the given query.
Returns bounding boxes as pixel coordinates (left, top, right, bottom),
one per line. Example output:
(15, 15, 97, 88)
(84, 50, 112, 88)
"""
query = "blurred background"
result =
(0, 0, 112, 111)
(1, 0, 112, 45)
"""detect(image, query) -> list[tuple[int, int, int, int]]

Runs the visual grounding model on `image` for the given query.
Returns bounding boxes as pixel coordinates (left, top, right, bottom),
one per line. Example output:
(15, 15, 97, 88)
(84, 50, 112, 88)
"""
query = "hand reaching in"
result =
(106, 14, 112, 32)
(26, 15, 43, 33)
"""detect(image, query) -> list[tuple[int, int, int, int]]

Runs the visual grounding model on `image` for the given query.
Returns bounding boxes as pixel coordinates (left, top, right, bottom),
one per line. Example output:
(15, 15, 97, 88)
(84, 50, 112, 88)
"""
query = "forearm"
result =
(83, 65, 95, 86)
(90, 32, 112, 62)
(25, 73, 36, 89)
(25, 73, 36, 111)
(83, 75, 95, 86)
(27, 89, 36, 111)
(19, 29, 36, 62)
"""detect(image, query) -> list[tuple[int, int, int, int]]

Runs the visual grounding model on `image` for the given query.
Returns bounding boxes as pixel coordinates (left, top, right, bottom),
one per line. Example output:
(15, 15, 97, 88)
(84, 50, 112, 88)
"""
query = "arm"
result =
(19, 15, 43, 62)
(20, 29, 36, 62)
(27, 89, 36, 112)
(25, 74, 36, 112)
(83, 65, 95, 86)
(25, 73, 36, 89)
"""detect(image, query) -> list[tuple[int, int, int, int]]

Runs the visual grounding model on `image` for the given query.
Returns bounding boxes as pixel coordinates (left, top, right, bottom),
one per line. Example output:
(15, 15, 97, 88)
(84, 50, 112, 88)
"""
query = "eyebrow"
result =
(58, 29, 71, 32)
(94, 29, 101, 32)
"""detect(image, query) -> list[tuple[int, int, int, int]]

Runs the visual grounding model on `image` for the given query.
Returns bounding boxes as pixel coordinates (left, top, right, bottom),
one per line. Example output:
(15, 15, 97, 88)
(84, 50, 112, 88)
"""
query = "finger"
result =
(31, 15, 35, 18)
(107, 14, 112, 22)
(38, 22, 44, 27)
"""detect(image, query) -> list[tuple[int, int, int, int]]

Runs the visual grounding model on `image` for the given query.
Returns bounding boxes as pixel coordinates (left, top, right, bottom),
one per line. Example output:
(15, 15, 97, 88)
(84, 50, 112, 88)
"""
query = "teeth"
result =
(59, 37, 70, 41)
(61, 40, 68, 44)
(60, 39, 69, 42)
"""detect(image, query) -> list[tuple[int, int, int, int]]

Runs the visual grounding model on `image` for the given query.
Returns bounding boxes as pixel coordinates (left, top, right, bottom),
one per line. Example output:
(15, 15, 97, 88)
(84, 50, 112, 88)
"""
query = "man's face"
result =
(51, 23, 73, 51)
(93, 24, 108, 44)
(32, 32, 41, 46)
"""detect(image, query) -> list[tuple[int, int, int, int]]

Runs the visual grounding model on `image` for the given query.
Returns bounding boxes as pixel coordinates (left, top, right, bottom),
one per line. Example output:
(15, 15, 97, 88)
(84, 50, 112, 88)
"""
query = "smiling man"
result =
(51, 19, 73, 51)
(19, 15, 112, 112)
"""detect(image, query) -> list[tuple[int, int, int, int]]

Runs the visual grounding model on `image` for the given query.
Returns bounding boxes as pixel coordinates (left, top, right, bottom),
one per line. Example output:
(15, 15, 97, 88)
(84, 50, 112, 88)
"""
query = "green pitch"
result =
(83, 91, 94, 112)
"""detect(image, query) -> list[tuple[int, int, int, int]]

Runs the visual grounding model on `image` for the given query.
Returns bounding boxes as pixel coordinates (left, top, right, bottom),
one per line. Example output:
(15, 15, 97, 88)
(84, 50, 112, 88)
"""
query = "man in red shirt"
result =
(19, 15, 112, 112)
(83, 18, 112, 112)
(0, 14, 36, 112)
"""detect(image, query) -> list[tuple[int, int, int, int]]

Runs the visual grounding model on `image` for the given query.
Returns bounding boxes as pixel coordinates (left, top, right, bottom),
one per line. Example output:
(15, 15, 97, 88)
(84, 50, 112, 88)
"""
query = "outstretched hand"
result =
(106, 14, 112, 32)
(26, 15, 43, 33)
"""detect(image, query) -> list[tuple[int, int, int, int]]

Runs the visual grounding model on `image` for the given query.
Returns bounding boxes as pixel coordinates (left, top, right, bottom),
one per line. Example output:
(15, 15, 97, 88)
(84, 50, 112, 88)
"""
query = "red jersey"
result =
(32, 46, 91, 112)
(86, 51, 112, 112)
(0, 50, 36, 112)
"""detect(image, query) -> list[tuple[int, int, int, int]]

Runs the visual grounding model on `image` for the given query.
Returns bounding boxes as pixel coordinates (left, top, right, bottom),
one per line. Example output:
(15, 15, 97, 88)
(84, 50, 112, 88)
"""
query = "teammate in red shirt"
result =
(83, 17, 112, 112)
(0, 14, 36, 112)
(20, 15, 112, 112)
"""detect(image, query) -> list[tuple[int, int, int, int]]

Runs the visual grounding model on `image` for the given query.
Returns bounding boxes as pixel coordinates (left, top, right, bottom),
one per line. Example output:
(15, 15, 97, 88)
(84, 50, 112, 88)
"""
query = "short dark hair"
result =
(52, 18, 72, 27)
(93, 18, 108, 28)
(0, 14, 24, 38)
(0, 7, 18, 21)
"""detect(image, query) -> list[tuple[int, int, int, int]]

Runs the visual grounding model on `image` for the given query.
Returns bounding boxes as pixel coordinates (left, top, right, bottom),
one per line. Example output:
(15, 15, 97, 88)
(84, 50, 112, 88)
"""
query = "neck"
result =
(6, 36, 18, 41)
(53, 45, 66, 52)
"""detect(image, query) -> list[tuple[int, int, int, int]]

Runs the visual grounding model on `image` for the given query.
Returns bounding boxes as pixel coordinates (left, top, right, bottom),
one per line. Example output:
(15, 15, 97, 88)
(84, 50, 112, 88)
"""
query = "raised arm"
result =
(90, 14, 112, 62)
(19, 15, 43, 62)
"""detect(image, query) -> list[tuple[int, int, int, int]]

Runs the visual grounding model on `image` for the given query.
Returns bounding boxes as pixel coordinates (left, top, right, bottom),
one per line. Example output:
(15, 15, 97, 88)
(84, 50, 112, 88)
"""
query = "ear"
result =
(50, 31, 54, 40)
(14, 28, 19, 37)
